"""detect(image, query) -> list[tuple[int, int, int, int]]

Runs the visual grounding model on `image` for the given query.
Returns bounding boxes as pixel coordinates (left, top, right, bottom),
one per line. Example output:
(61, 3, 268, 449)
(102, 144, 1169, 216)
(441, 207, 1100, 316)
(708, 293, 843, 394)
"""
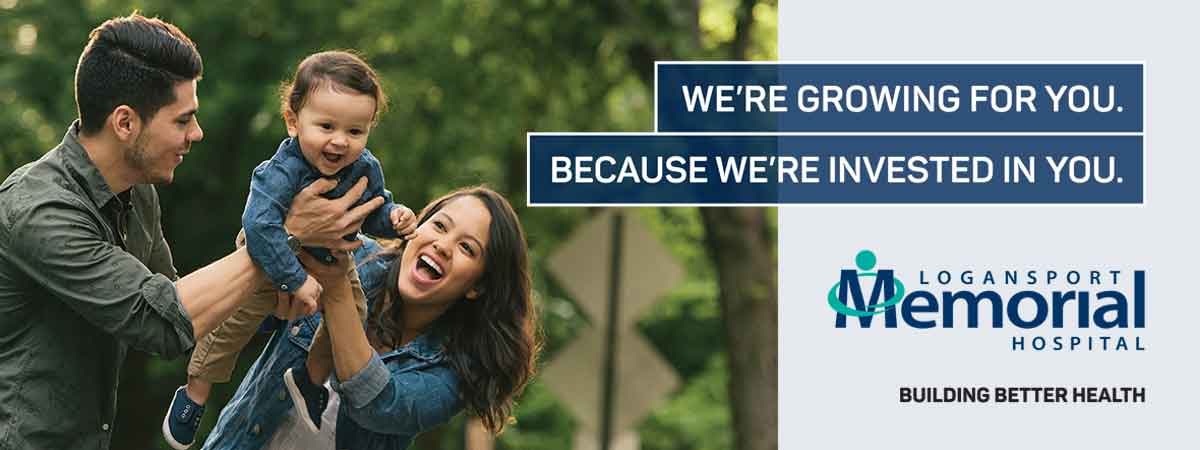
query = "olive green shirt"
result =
(0, 122, 195, 450)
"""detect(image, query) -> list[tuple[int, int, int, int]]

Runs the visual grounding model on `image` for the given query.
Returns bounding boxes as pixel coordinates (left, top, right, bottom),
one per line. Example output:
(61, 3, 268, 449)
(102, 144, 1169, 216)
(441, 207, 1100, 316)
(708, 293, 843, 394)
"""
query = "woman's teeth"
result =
(419, 255, 444, 279)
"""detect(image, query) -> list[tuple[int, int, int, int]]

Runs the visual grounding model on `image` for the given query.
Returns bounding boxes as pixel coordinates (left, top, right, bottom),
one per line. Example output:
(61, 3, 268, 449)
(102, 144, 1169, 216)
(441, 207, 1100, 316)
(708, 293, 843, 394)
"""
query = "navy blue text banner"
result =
(527, 134, 1143, 205)
(656, 63, 1143, 132)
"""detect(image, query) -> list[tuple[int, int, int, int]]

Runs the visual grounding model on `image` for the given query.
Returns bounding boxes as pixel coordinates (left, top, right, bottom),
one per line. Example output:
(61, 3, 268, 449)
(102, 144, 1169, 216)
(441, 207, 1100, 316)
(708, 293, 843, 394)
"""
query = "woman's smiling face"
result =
(396, 195, 492, 307)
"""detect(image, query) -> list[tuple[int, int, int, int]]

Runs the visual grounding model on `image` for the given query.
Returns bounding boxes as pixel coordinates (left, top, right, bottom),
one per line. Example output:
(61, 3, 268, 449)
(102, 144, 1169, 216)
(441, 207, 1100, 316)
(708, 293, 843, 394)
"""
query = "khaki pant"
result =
(187, 231, 368, 383)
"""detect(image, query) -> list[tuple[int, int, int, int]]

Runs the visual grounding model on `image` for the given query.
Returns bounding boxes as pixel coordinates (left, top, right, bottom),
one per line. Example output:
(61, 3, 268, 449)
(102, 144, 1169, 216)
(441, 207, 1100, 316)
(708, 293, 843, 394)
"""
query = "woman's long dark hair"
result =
(366, 186, 540, 434)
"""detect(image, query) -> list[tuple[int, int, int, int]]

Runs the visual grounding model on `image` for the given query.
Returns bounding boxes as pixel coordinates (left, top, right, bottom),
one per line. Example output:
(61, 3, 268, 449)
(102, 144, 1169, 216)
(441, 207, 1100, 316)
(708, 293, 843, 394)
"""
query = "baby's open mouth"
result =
(322, 151, 344, 164)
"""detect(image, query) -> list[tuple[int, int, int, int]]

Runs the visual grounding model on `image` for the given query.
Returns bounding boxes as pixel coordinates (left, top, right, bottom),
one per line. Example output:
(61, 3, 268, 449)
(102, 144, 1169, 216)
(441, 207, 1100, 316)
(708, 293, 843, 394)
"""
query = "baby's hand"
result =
(391, 206, 417, 240)
(291, 274, 324, 317)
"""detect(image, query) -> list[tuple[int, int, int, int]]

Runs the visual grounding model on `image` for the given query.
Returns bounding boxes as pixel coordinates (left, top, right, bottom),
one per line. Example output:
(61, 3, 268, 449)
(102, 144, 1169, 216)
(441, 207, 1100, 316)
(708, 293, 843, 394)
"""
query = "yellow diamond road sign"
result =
(543, 209, 683, 447)
(541, 326, 680, 432)
(547, 210, 683, 324)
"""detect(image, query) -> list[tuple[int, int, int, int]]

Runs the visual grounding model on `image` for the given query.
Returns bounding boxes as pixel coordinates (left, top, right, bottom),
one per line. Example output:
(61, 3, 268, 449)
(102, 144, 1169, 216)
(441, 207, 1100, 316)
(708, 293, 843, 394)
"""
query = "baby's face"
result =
(286, 83, 376, 176)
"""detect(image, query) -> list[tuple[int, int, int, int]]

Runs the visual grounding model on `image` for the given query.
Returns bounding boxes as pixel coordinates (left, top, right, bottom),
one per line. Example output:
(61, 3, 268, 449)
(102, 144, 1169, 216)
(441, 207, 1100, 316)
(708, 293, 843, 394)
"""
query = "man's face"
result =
(126, 80, 203, 184)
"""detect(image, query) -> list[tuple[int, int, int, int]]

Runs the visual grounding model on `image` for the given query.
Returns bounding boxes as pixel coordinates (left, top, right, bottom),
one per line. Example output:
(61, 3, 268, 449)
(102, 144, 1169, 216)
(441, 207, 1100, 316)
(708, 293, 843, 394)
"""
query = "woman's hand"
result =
(295, 248, 355, 292)
(284, 177, 385, 250)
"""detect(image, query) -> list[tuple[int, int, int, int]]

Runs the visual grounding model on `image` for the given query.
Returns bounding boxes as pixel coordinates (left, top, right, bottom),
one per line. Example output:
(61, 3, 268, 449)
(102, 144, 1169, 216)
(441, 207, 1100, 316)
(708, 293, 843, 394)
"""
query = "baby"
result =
(162, 50, 414, 449)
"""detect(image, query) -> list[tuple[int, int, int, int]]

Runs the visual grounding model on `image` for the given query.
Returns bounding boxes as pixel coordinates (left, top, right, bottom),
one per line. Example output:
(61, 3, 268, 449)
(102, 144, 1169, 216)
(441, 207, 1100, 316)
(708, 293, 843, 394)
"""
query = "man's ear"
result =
(283, 109, 299, 137)
(110, 105, 141, 142)
(466, 285, 484, 301)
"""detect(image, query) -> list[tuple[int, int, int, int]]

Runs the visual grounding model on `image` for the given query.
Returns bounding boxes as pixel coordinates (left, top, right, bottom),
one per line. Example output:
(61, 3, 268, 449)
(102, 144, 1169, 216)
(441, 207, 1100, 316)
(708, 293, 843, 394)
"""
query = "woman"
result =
(201, 186, 539, 449)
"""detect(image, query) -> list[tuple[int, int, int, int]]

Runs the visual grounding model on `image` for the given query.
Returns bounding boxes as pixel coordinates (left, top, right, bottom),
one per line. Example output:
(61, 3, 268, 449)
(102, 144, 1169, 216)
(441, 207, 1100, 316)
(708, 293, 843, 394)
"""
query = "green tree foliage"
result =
(0, 1, 775, 448)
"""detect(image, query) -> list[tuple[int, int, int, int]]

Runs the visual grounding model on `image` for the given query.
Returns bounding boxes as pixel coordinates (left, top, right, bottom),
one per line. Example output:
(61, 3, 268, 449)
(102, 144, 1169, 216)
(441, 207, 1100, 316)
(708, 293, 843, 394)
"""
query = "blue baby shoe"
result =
(162, 385, 204, 450)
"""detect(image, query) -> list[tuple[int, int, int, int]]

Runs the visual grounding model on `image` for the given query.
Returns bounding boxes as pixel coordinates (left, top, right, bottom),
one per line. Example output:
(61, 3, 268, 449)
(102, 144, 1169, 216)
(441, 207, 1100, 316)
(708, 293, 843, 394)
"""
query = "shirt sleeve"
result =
(331, 353, 461, 435)
(6, 200, 195, 357)
(243, 160, 309, 293)
(356, 151, 402, 239)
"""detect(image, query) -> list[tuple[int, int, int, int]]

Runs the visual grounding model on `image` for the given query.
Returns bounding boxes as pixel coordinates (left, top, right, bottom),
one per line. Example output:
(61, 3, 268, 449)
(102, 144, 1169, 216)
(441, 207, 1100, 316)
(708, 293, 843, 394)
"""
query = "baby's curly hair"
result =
(278, 50, 388, 126)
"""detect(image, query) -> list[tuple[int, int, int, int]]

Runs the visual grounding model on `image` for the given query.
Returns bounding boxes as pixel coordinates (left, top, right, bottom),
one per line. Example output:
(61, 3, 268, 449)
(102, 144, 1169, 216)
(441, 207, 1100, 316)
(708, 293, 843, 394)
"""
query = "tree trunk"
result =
(706, 1, 778, 449)
(619, 1, 779, 448)
(700, 208, 777, 450)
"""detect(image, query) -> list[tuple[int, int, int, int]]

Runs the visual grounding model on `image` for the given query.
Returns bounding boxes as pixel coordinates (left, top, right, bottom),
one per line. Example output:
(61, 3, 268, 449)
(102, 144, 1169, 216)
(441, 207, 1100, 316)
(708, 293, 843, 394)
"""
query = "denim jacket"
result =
(243, 137, 402, 293)
(202, 237, 463, 450)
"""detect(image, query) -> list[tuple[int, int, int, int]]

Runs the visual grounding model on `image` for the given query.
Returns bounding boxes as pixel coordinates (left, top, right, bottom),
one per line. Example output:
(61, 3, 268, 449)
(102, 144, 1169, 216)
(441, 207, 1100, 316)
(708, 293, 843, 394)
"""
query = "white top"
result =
(263, 384, 341, 450)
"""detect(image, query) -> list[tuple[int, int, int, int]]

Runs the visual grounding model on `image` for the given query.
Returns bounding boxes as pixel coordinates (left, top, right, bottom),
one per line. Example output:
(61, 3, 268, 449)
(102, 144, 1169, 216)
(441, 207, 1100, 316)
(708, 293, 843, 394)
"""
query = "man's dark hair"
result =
(74, 13, 203, 135)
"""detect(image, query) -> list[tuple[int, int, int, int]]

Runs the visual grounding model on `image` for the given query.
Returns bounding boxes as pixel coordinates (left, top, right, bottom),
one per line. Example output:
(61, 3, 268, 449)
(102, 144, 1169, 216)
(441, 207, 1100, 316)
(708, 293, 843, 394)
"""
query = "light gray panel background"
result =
(778, 1, 1198, 448)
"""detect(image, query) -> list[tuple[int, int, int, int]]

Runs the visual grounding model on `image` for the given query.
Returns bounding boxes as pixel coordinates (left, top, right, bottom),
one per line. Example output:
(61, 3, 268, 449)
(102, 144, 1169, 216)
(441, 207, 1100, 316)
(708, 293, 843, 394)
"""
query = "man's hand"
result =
(390, 206, 417, 240)
(284, 177, 385, 250)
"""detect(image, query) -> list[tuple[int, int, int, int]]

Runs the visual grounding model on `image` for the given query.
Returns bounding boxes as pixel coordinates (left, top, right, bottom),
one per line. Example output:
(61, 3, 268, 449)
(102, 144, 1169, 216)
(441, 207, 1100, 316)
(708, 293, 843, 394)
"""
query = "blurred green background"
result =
(1, 1, 777, 449)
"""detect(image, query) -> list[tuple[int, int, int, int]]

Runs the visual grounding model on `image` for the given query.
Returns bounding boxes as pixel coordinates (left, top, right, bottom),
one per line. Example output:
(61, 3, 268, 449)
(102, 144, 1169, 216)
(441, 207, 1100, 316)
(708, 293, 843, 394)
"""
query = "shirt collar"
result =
(60, 120, 120, 210)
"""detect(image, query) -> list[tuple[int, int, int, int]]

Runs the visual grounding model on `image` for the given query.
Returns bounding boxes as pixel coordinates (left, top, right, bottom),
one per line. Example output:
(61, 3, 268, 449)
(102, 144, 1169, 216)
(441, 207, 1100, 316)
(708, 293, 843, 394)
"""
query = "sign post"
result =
(543, 209, 683, 450)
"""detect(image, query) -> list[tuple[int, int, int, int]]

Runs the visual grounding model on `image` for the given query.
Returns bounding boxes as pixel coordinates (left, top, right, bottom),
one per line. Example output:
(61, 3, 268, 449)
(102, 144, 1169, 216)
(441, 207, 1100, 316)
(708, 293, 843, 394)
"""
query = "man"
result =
(0, 13, 383, 450)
